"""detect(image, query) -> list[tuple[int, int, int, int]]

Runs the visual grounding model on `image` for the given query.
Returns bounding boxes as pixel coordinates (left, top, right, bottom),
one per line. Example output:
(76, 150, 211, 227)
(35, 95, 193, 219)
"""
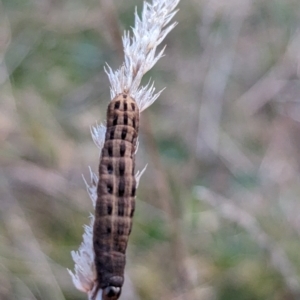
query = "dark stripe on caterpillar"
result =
(119, 160, 125, 176)
(124, 113, 128, 125)
(120, 142, 126, 157)
(121, 128, 127, 140)
(118, 178, 125, 197)
(93, 93, 139, 300)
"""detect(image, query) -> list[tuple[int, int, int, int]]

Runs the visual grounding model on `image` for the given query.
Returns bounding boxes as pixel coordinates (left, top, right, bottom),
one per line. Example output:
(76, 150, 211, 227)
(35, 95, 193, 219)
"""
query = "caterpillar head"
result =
(102, 286, 121, 300)
(92, 276, 123, 300)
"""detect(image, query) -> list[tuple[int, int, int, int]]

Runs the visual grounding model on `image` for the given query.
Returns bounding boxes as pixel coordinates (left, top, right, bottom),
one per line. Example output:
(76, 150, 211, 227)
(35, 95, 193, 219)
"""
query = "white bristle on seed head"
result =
(91, 123, 106, 151)
(68, 214, 96, 295)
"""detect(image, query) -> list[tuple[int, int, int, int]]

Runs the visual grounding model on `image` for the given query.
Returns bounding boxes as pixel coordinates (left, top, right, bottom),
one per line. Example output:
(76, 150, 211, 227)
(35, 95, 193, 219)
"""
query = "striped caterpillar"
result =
(92, 93, 139, 300)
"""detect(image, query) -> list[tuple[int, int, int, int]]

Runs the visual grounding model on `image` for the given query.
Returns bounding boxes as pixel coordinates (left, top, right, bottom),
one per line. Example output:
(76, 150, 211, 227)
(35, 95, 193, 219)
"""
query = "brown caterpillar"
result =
(93, 93, 139, 300)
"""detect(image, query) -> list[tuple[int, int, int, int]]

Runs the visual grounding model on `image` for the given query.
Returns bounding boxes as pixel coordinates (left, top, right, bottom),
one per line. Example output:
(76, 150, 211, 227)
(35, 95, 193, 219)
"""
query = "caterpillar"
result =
(92, 93, 139, 300)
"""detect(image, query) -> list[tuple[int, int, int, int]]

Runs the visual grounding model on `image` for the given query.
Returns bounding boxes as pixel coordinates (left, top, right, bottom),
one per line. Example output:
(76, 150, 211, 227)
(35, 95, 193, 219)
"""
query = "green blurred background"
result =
(1, 0, 300, 299)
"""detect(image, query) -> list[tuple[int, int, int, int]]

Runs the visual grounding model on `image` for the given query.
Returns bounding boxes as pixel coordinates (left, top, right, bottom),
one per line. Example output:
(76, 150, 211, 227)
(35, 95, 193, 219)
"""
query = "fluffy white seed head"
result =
(106, 0, 180, 111)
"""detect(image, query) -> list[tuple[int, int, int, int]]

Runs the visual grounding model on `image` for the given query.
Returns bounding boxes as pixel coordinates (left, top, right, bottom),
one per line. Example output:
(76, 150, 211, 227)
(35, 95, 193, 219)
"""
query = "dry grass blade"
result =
(195, 186, 300, 298)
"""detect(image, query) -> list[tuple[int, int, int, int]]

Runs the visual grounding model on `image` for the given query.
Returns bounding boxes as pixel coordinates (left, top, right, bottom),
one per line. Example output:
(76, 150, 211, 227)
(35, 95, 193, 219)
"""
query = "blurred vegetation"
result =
(1, 0, 300, 299)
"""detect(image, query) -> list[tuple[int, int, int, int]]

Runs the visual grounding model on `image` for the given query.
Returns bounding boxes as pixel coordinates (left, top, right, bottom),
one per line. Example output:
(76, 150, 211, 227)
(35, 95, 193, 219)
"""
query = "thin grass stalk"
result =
(68, 1, 180, 299)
